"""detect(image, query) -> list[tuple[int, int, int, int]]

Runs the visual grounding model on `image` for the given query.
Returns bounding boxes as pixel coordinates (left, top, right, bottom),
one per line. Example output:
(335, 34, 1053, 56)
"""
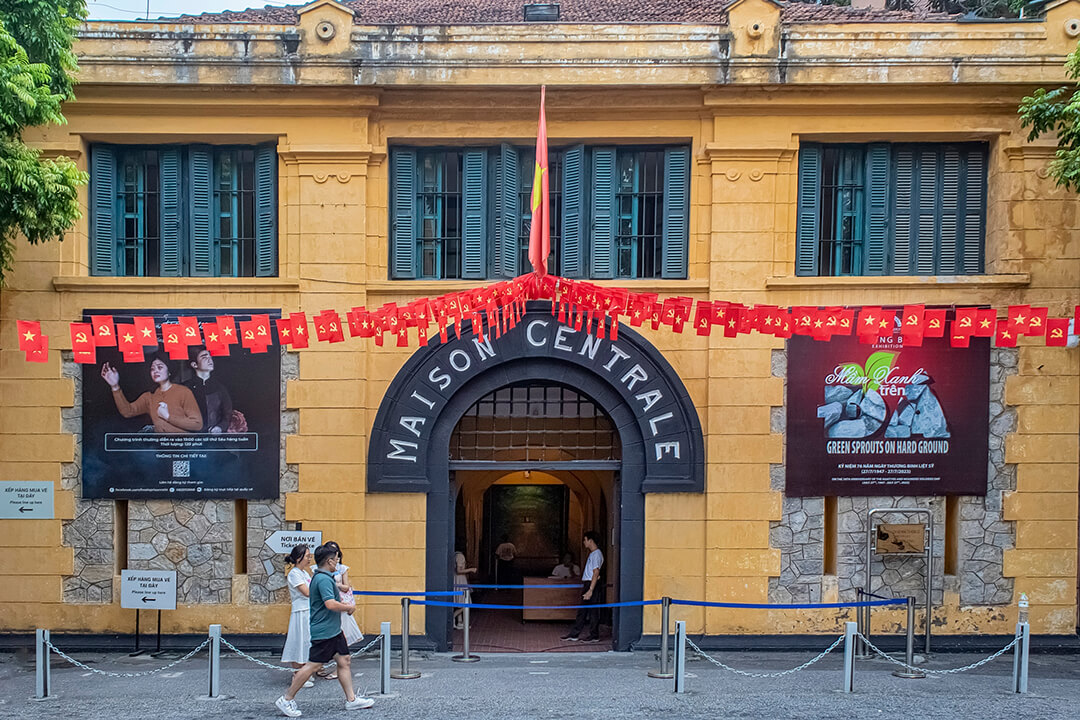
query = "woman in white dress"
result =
(280, 545, 315, 688)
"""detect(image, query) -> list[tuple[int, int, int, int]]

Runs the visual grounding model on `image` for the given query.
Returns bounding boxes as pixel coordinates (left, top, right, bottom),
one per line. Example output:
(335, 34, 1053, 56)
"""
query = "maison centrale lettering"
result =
(388, 320, 679, 463)
(368, 308, 703, 493)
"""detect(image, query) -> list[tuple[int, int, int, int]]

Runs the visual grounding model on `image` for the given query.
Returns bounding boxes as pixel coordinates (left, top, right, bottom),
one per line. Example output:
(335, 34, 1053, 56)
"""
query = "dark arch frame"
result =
(367, 305, 705, 650)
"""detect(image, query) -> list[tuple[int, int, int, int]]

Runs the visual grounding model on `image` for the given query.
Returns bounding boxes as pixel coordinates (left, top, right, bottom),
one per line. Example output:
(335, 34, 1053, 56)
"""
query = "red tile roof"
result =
(170, 1, 963, 26)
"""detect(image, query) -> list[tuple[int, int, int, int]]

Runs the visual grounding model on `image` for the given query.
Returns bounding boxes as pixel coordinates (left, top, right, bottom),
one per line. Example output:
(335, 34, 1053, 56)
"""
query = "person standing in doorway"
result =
(494, 534, 517, 585)
(275, 544, 374, 717)
(561, 530, 604, 643)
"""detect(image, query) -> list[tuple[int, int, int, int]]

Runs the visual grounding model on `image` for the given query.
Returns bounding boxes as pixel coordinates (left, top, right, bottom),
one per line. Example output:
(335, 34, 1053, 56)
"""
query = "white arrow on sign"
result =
(0, 481, 54, 520)
(120, 570, 177, 610)
(265, 530, 322, 555)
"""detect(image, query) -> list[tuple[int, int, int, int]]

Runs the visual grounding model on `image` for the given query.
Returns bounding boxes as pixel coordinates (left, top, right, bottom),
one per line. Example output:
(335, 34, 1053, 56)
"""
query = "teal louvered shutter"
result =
(662, 146, 690, 279)
(461, 149, 487, 279)
(892, 147, 915, 274)
(158, 149, 183, 276)
(590, 146, 617, 279)
(495, 143, 520, 278)
(914, 147, 939, 275)
(960, 145, 986, 274)
(188, 145, 214, 276)
(90, 146, 118, 276)
(795, 144, 821, 276)
(560, 144, 586, 278)
(938, 146, 962, 275)
(390, 149, 417, 279)
(254, 145, 278, 276)
(863, 143, 890, 275)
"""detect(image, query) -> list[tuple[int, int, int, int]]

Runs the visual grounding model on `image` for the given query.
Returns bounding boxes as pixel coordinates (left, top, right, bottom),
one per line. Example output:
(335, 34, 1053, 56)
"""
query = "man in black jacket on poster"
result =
(185, 347, 234, 434)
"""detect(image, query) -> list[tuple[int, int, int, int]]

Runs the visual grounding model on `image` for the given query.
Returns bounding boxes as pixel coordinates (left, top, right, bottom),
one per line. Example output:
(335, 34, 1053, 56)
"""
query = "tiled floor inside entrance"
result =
(450, 590, 610, 653)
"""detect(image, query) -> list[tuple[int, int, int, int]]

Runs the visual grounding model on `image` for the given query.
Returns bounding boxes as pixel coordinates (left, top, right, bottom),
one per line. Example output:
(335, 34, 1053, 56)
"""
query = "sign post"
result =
(0, 482, 54, 519)
(264, 530, 322, 554)
(121, 570, 177, 656)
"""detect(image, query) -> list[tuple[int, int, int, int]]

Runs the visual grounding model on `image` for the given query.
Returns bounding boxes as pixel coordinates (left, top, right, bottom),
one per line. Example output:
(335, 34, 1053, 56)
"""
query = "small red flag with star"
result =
(17, 320, 44, 352)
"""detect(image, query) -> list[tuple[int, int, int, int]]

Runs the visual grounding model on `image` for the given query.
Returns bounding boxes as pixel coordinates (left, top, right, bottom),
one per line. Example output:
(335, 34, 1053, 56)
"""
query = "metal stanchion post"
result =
(452, 590, 479, 663)
(34, 629, 51, 700)
(855, 589, 866, 657)
(648, 596, 673, 679)
(380, 621, 391, 695)
(1012, 622, 1030, 694)
(208, 624, 222, 699)
(843, 621, 856, 694)
(673, 620, 686, 694)
(893, 597, 925, 679)
(391, 598, 420, 679)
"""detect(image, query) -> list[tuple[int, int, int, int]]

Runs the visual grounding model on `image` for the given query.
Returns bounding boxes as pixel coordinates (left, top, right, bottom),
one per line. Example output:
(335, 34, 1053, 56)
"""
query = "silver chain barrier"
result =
(856, 632, 1018, 675)
(46, 638, 210, 678)
(221, 634, 383, 672)
(685, 635, 845, 679)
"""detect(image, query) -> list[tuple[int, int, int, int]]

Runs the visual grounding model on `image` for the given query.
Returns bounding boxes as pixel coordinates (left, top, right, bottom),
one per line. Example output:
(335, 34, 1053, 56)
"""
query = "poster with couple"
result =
(81, 309, 281, 499)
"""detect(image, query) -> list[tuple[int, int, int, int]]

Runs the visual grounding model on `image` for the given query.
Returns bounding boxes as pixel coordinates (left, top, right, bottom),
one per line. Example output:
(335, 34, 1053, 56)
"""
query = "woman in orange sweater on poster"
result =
(101, 353, 203, 433)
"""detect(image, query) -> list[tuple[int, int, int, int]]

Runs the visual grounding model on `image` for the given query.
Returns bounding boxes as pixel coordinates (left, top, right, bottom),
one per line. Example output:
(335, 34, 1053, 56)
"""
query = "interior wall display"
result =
(484, 485, 568, 577)
(81, 309, 281, 499)
(786, 325, 989, 497)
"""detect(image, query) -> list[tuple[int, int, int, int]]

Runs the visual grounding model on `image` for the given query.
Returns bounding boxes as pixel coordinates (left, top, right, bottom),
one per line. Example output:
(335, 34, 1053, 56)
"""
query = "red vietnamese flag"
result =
(527, 86, 550, 276)
(133, 316, 157, 347)
(1026, 307, 1048, 336)
(1046, 317, 1069, 346)
(901, 305, 925, 345)
(70, 322, 96, 363)
(723, 304, 742, 338)
(25, 334, 49, 363)
(203, 322, 230, 356)
(857, 307, 883, 343)
(275, 318, 294, 346)
(1007, 305, 1031, 335)
(215, 315, 238, 345)
(116, 324, 140, 353)
(91, 315, 116, 346)
(290, 312, 309, 349)
(924, 308, 947, 337)
(974, 308, 997, 338)
(347, 307, 365, 338)
(995, 319, 1017, 347)
(177, 316, 201, 346)
(17, 320, 44, 352)
(1075, 305, 1080, 336)
(810, 309, 831, 341)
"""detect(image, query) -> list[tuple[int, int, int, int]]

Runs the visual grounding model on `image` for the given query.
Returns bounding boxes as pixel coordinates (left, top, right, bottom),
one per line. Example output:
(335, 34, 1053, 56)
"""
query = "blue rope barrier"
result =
(456, 583, 582, 590)
(670, 598, 906, 610)
(413, 598, 663, 611)
(352, 590, 460, 597)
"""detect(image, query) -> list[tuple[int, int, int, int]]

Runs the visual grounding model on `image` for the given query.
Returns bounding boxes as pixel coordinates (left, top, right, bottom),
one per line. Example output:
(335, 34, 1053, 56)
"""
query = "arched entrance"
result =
(368, 303, 704, 651)
(450, 383, 621, 650)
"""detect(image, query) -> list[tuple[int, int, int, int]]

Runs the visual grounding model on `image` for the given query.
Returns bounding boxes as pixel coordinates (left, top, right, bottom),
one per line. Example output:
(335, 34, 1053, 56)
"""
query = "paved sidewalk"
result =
(2, 642, 1079, 720)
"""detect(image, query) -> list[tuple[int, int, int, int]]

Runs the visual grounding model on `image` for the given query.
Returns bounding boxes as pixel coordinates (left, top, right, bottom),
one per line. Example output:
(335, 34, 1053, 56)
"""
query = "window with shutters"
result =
(796, 142, 987, 276)
(389, 143, 689, 280)
(90, 144, 277, 277)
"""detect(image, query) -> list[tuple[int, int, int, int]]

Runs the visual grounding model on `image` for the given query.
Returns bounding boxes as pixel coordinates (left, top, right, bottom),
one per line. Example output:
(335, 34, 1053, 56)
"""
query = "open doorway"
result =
(449, 383, 620, 651)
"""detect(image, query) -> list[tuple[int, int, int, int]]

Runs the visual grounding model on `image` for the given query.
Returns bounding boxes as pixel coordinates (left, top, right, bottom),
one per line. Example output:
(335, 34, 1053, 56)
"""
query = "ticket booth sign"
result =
(875, 523, 926, 554)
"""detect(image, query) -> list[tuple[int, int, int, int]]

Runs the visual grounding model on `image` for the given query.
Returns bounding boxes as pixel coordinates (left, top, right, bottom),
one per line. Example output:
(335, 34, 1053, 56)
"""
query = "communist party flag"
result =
(527, 86, 550, 276)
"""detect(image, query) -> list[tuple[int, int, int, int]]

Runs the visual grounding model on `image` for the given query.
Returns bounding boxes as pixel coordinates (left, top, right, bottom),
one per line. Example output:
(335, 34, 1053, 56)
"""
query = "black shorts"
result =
(308, 632, 349, 664)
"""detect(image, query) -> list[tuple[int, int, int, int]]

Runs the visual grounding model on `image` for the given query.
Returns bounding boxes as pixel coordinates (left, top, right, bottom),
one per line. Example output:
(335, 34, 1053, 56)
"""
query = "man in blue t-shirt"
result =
(276, 544, 375, 717)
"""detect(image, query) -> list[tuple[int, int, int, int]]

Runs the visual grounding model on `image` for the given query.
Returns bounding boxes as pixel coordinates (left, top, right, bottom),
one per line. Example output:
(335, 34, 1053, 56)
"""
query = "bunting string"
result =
(12, 274, 1080, 364)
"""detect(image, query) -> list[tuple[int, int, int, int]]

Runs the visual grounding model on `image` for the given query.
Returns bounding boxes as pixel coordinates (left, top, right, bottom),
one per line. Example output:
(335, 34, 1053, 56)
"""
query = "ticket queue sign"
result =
(121, 570, 177, 656)
(0, 481, 54, 519)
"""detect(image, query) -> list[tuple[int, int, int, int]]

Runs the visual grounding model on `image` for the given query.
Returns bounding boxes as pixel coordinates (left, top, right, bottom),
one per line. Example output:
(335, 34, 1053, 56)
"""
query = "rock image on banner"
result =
(786, 324, 989, 497)
(81, 309, 281, 499)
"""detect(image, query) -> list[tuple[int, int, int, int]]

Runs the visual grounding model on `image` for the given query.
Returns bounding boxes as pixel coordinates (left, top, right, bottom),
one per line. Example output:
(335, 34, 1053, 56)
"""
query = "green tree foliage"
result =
(1020, 43, 1080, 192)
(0, 1, 87, 286)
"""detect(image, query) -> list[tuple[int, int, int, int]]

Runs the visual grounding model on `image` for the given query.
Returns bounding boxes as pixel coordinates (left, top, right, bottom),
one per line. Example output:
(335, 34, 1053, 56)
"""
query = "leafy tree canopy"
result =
(0, 0, 87, 286)
(1020, 43, 1080, 192)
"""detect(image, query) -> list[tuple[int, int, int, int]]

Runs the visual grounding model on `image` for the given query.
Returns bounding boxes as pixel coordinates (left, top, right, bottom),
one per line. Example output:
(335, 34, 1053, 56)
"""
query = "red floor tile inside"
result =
(451, 590, 610, 653)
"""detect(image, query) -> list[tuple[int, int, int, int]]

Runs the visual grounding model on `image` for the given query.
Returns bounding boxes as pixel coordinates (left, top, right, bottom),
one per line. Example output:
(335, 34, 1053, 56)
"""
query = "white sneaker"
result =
(276, 695, 302, 717)
(345, 696, 375, 710)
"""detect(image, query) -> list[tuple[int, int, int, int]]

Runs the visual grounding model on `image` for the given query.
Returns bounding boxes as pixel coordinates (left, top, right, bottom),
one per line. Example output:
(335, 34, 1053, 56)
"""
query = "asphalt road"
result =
(3, 642, 1079, 720)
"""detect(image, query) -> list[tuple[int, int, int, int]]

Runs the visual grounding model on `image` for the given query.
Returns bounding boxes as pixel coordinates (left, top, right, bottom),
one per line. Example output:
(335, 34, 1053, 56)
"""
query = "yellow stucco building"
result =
(1, 0, 1078, 650)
